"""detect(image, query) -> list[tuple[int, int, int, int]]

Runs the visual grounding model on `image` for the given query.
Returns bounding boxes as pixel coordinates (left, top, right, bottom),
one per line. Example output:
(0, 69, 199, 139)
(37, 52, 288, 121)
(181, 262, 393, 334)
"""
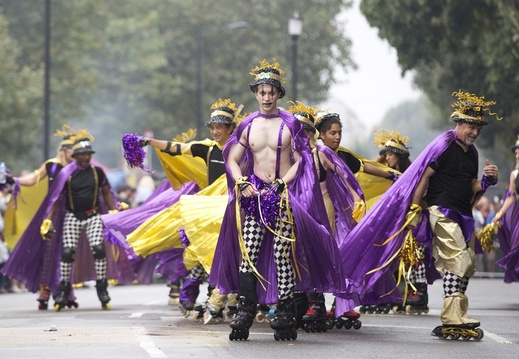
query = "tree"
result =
(360, 0, 519, 170)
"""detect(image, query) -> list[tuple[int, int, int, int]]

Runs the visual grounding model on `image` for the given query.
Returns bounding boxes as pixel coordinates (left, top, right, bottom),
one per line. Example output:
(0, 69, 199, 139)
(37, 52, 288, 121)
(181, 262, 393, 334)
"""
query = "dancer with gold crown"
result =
(124, 98, 241, 321)
(287, 101, 364, 333)
(335, 90, 501, 340)
(209, 59, 345, 341)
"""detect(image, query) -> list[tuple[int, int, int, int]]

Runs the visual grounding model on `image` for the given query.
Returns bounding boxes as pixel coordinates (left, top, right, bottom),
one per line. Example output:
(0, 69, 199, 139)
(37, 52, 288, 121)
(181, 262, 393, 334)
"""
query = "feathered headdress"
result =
(373, 128, 410, 155)
(450, 90, 502, 125)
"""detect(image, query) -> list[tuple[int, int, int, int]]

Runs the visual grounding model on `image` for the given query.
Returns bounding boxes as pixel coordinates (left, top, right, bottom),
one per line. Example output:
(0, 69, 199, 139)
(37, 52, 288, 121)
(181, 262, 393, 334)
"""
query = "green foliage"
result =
(360, 0, 519, 170)
(0, 0, 354, 171)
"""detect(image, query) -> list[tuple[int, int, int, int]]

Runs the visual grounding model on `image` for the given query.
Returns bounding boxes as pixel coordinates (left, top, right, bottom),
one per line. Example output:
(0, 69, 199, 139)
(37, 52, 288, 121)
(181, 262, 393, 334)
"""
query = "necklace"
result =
(259, 112, 279, 119)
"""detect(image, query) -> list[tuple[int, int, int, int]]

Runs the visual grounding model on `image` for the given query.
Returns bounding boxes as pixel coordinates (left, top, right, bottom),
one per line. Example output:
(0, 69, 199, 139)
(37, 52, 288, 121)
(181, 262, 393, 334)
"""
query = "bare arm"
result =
(102, 183, 116, 211)
(411, 166, 435, 206)
(364, 162, 395, 179)
(319, 151, 361, 202)
(16, 162, 48, 186)
(493, 170, 518, 223)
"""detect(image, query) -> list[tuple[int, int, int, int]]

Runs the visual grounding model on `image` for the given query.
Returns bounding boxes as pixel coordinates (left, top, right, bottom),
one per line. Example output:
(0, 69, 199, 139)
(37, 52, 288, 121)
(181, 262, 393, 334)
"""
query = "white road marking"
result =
(132, 327, 167, 358)
(129, 312, 144, 318)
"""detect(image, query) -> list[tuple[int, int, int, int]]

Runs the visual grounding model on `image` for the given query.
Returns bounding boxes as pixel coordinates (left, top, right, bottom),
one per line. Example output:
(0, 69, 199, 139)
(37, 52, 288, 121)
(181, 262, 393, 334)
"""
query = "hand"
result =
(482, 159, 498, 184)
(492, 211, 502, 224)
(139, 136, 150, 147)
(386, 171, 399, 182)
(265, 178, 286, 194)
(40, 219, 55, 240)
(108, 209, 119, 214)
(5, 174, 15, 185)
(405, 204, 422, 230)
(237, 176, 257, 198)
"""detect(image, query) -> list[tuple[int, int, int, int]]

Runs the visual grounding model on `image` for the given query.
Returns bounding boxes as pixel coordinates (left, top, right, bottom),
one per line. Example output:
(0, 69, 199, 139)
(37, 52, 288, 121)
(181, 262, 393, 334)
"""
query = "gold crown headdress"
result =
(207, 98, 243, 127)
(314, 108, 340, 130)
(70, 129, 95, 155)
(373, 128, 410, 155)
(54, 123, 76, 149)
(249, 58, 286, 98)
(450, 90, 502, 125)
(288, 101, 317, 130)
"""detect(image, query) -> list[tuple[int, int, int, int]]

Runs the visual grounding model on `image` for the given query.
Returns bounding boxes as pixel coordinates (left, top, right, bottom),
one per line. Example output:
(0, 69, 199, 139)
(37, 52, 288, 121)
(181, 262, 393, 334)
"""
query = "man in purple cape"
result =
(337, 90, 500, 339)
(209, 59, 344, 341)
(2, 130, 132, 310)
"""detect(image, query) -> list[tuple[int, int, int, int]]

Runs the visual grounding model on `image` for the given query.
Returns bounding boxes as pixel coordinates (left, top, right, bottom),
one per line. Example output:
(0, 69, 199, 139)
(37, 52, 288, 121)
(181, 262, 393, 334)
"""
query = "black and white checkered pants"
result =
(409, 246, 427, 284)
(443, 271, 469, 297)
(61, 212, 106, 281)
(239, 213, 295, 301)
(187, 264, 207, 281)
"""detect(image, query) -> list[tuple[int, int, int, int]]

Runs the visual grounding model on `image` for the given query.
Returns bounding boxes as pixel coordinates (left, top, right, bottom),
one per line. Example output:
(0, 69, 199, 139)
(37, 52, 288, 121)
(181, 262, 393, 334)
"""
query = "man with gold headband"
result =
(336, 90, 500, 341)
(209, 59, 344, 341)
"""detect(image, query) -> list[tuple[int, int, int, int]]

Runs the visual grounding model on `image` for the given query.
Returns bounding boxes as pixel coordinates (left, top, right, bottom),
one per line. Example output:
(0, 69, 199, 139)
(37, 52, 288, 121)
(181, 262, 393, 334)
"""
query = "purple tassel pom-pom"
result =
(122, 133, 153, 173)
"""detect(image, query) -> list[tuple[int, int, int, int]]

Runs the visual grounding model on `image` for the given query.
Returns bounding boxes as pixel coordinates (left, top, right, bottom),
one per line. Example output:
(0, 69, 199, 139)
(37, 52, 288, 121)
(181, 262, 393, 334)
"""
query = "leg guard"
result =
(61, 247, 76, 263)
(92, 244, 106, 260)
(441, 292, 479, 327)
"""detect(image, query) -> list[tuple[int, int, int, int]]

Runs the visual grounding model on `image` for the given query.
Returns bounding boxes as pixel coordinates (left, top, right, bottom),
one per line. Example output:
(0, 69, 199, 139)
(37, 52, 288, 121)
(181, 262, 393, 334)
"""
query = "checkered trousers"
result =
(240, 213, 295, 300)
(61, 212, 106, 281)
(443, 271, 469, 297)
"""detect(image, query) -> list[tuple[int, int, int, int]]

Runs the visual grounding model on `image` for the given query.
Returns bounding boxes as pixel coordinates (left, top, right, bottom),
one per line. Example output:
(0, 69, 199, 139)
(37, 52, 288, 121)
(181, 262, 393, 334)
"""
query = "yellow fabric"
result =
(338, 146, 394, 210)
(4, 176, 49, 250)
(155, 138, 216, 190)
(126, 175, 228, 257)
(179, 194, 228, 273)
(428, 206, 476, 278)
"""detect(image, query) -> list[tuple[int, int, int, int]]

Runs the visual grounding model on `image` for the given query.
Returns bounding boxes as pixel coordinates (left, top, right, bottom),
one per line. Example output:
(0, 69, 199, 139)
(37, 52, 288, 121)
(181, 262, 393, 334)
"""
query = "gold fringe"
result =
(476, 222, 498, 252)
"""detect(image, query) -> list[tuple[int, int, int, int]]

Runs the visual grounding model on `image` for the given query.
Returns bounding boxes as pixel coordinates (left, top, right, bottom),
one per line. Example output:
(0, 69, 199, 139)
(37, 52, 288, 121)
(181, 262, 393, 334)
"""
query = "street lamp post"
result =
(43, 0, 51, 161)
(288, 12, 303, 102)
(195, 21, 249, 137)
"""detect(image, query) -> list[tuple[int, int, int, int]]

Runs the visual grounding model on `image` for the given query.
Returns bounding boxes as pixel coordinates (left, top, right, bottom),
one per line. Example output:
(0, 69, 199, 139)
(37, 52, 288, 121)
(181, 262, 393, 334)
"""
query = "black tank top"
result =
(515, 170, 519, 194)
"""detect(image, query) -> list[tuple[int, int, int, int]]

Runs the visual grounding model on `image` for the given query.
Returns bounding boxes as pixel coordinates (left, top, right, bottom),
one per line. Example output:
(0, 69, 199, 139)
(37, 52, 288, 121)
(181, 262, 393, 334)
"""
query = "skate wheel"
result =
(183, 310, 190, 318)
(405, 305, 412, 314)
(102, 302, 111, 310)
(450, 333, 460, 340)
(344, 320, 353, 329)
(274, 332, 280, 341)
(475, 328, 484, 340)
(38, 302, 48, 310)
(335, 320, 344, 329)
(353, 320, 362, 330)
(54, 304, 62, 312)
(303, 323, 310, 333)
(359, 306, 366, 314)
(325, 319, 335, 330)
(291, 330, 297, 340)
(255, 312, 264, 323)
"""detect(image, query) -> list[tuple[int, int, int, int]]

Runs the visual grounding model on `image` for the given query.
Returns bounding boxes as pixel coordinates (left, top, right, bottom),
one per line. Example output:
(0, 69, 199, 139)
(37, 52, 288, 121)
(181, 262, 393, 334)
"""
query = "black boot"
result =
(271, 298, 298, 341)
(96, 279, 111, 308)
(54, 280, 71, 311)
(229, 273, 257, 341)
(294, 291, 309, 329)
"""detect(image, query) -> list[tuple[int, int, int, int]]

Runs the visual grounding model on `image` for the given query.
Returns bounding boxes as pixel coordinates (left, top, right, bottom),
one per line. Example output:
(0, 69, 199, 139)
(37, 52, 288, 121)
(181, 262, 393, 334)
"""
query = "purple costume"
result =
(336, 130, 468, 304)
(496, 187, 519, 283)
(209, 110, 345, 304)
(1, 161, 134, 294)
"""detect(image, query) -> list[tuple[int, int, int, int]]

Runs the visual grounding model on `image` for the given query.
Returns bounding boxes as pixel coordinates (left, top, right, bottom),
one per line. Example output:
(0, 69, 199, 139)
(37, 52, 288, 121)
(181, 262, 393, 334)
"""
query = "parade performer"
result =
(288, 102, 364, 332)
(492, 135, 519, 283)
(4, 124, 76, 309)
(209, 59, 344, 341)
(125, 99, 240, 318)
(336, 90, 500, 341)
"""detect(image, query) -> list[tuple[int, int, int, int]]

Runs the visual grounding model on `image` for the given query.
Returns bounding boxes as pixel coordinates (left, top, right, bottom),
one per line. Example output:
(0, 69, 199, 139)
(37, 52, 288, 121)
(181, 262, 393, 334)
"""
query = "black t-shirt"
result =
(65, 166, 107, 213)
(337, 150, 362, 174)
(190, 143, 225, 185)
(45, 161, 64, 188)
(426, 141, 478, 216)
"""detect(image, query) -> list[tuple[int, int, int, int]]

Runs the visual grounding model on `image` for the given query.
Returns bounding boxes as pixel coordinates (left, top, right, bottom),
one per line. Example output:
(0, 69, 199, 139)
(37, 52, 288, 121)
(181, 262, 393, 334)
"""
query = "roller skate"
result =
(432, 323, 484, 341)
(325, 304, 338, 329)
(337, 309, 362, 330)
(168, 281, 180, 306)
(403, 283, 429, 315)
(301, 294, 328, 333)
(179, 300, 194, 318)
(37, 285, 51, 310)
(203, 287, 227, 324)
(270, 298, 298, 341)
(96, 279, 111, 310)
(225, 293, 238, 319)
(359, 303, 391, 314)
(294, 291, 309, 329)
(432, 292, 483, 341)
(255, 304, 272, 323)
(192, 303, 206, 322)
(54, 280, 72, 312)
(229, 296, 256, 341)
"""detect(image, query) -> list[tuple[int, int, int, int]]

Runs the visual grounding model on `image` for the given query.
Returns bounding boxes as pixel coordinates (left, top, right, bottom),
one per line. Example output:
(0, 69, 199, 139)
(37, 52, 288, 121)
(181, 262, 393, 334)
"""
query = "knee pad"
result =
(92, 244, 106, 260)
(62, 247, 76, 263)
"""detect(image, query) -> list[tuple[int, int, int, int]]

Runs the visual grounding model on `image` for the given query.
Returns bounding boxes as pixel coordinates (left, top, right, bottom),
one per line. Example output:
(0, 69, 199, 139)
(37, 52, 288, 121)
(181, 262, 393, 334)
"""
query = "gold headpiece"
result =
(288, 101, 317, 130)
(314, 108, 340, 130)
(70, 129, 95, 156)
(54, 123, 76, 149)
(450, 90, 502, 125)
(249, 58, 286, 98)
(207, 98, 242, 127)
(373, 128, 409, 155)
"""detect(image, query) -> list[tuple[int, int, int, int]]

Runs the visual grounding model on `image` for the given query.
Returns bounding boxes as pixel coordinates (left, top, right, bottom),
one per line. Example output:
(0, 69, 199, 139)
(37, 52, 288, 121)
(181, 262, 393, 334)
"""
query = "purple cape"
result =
(1, 162, 134, 294)
(208, 109, 345, 304)
(496, 189, 519, 283)
(336, 130, 469, 303)
(101, 180, 198, 284)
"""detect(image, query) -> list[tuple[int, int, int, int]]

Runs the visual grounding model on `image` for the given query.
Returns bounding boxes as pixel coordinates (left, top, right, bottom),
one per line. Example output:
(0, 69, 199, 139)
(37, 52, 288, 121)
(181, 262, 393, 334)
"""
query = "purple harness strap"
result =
(275, 122, 285, 179)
